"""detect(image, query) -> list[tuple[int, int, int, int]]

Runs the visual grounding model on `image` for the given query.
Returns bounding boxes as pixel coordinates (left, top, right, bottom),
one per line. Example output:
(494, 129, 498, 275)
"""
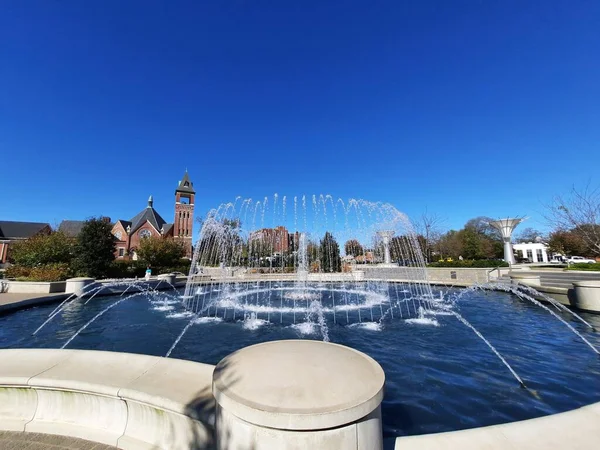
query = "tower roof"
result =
(129, 197, 168, 234)
(175, 170, 195, 195)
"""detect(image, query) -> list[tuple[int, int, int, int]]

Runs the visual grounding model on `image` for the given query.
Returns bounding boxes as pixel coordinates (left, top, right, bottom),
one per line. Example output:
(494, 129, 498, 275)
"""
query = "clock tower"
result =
(174, 171, 195, 258)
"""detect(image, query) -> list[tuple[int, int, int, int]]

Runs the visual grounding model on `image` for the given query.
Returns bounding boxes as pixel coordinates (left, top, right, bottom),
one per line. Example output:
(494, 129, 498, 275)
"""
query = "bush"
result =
(5, 263, 71, 282)
(5, 265, 31, 279)
(137, 237, 185, 268)
(9, 232, 74, 267)
(107, 260, 147, 279)
(428, 259, 509, 268)
(106, 259, 192, 279)
(567, 263, 600, 271)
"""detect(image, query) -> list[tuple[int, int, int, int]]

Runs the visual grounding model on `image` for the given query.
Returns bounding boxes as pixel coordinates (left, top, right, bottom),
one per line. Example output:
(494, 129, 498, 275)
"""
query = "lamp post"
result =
(488, 218, 523, 265)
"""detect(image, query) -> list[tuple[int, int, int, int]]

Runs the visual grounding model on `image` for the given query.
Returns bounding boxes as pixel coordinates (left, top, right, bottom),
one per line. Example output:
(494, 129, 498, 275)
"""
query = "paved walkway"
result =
(0, 292, 68, 315)
(0, 431, 116, 449)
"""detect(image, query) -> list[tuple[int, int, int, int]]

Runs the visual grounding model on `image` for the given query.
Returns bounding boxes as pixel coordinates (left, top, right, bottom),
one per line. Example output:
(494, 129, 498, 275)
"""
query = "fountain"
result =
(0, 195, 599, 441)
(176, 196, 435, 345)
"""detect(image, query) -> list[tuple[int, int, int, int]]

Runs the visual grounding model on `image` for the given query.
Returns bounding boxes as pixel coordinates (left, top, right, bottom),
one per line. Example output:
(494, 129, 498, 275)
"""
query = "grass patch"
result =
(567, 262, 600, 271)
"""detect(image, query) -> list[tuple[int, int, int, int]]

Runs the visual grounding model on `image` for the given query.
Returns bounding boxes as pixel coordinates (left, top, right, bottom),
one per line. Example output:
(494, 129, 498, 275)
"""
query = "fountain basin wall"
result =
(4, 280, 66, 294)
(197, 266, 498, 286)
(0, 349, 215, 449)
(391, 401, 600, 449)
(361, 266, 494, 285)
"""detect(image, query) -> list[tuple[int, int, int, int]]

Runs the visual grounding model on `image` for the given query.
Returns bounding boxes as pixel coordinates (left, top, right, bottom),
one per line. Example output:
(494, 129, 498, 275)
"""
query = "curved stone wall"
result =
(1, 348, 600, 449)
(391, 402, 600, 449)
(0, 349, 215, 449)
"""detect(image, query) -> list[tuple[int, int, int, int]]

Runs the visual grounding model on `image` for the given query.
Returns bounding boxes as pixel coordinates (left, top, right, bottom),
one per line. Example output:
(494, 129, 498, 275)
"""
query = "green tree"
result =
(435, 230, 464, 260)
(74, 218, 116, 278)
(137, 236, 185, 268)
(319, 232, 341, 272)
(344, 239, 364, 257)
(9, 232, 74, 267)
(548, 229, 589, 256)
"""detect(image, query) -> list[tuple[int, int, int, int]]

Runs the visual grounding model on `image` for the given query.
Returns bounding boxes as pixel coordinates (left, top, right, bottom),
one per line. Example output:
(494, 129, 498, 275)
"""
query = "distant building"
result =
(513, 242, 549, 263)
(58, 220, 86, 238)
(0, 221, 52, 264)
(111, 171, 195, 260)
(249, 226, 299, 254)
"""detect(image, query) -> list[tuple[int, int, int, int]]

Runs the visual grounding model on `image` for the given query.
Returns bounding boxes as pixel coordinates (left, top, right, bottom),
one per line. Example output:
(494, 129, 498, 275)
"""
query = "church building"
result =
(111, 171, 195, 260)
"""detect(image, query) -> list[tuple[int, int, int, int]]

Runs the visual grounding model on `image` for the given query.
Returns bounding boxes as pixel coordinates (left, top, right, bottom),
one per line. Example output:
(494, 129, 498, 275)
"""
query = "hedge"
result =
(5, 264, 71, 282)
(567, 262, 600, 271)
(427, 259, 509, 268)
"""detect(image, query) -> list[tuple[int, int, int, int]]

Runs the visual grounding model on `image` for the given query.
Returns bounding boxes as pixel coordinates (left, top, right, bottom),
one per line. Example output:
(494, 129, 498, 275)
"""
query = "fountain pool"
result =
(1, 284, 599, 438)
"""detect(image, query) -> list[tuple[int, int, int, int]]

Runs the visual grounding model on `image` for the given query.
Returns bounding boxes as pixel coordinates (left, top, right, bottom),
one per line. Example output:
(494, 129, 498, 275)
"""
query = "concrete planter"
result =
(213, 340, 385, 450)
(65, 277, 95, 296)
(6, 281, 66, 294)
(572, 280, 600, 313)
(157, 273, 176, 285)
(509, 273, 541, 287)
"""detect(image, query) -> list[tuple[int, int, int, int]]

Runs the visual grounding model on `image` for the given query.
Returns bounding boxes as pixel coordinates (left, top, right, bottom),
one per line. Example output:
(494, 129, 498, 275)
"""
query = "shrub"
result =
(567, 263, 600, 271)
(5, 263, 70, 282)
(107, 260, 147, 279)
(137, 237, 185, 268)
(428, 259, 508, 268)
(9, 232, 75, 267)
(5, 265, 31, 279)
(29, 264, 71, 281)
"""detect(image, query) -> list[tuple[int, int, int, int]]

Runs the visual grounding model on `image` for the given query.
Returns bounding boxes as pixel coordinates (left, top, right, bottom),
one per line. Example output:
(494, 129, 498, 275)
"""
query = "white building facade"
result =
(513, 242, 550, 263)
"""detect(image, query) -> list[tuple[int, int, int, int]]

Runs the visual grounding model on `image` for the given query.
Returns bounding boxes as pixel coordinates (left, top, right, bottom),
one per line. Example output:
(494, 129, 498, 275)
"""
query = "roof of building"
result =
(175, 170, 195, 195)
(115, 220, 132, 230)
(58, 220, 86, 238)
(0, 221, 51, 240)
(162, 223, 174, 236)
(129, 196, 169, 234)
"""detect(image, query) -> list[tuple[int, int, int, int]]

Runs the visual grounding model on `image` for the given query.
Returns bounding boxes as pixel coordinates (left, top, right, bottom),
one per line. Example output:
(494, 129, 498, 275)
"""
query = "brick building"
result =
(0, 221, 52, 264)
(111, 171, 195, 259)
(249, 226, 299, 254)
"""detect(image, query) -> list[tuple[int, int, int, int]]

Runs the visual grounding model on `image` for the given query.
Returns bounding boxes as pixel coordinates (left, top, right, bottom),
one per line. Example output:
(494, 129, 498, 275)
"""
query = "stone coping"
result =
(391, 401, 600, 449)
(0, 349, 215, 417)
(213, 340, 385, 430)
(0, 349, 215, 449)
(573, 280, 600, 287)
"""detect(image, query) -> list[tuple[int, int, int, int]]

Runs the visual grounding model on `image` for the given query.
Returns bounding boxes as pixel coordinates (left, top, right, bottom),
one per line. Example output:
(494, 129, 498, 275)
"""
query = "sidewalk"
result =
(0, 430, 115, 449)
(0, 292, 69, 315)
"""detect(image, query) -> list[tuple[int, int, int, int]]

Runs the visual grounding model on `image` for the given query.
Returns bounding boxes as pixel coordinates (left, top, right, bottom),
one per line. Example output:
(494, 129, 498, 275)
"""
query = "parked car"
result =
(550, 255, 568, 264)
(566, 256, 596, 264)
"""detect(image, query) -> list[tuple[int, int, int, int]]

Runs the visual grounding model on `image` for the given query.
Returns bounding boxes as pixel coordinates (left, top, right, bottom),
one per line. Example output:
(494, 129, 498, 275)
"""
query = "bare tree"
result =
(413, 209, 446, 262)
(544, 184, 600, 256)
(515, 227, 545, 244)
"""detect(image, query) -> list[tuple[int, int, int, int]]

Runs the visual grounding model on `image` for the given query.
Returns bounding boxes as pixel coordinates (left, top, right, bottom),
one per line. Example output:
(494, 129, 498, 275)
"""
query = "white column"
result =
(489, 218, 523, 265)
(213, 340, 385, 450)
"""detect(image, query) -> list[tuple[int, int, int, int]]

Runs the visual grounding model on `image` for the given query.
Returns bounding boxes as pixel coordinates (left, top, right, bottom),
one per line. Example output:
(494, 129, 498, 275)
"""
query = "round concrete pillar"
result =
(157, 273, 176, 285)
(572, 280, 600, 313)
(509, 273, 541, 287)
(213, 340, 385, 450)
(65, 278, 95, 296)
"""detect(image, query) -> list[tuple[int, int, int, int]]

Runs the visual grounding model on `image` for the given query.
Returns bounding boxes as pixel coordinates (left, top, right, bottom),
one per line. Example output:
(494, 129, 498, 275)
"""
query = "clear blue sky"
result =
(1, 1, 598, 234)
